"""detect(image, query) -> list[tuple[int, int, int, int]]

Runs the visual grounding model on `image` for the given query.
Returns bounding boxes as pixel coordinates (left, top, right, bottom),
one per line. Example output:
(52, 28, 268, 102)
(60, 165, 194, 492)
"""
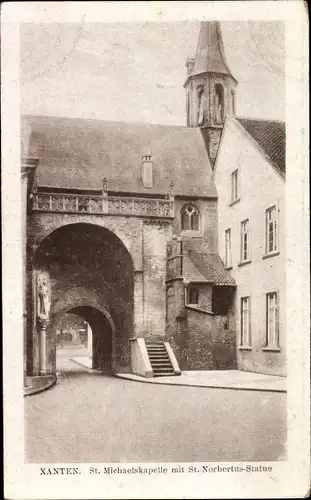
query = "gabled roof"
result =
(236, 117, 286, 175)
(22, 115, 217, 197)
(186, 22, 236, 83)
(183, 238, 236, 287)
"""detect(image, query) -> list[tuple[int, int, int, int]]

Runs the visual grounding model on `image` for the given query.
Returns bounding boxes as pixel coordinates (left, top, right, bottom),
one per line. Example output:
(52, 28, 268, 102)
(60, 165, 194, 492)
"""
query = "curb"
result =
(69, 358, 114, 377)
(24, 376, 57, 397)
(115, 373, 286, 393)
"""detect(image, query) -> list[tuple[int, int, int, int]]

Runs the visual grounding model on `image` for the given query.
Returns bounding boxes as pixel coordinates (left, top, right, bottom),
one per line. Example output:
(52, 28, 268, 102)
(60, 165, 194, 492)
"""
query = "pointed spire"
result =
(189, 22, 236, 81)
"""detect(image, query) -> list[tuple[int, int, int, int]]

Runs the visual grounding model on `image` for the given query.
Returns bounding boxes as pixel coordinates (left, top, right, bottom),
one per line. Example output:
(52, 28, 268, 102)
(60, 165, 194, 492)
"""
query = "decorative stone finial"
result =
(102, 177, 108, 196)
(169, 181, 174, 199)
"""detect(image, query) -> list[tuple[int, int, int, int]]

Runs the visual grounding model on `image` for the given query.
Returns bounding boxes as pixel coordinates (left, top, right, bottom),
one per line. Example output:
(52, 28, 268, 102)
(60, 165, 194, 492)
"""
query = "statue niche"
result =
(36, 271, 51, 321)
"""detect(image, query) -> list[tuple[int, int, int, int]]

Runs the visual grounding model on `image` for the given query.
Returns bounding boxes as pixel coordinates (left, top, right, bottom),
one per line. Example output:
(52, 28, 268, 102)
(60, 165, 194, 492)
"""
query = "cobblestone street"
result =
(25, 358, 286, 463)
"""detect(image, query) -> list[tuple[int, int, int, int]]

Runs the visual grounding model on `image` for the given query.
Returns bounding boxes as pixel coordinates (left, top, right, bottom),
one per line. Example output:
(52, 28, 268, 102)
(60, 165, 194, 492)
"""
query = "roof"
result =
(22, 115, 216, 197)
(183, 238, 236, 287)
(187, 22, 236, 82)
(236, 118, 286, 174)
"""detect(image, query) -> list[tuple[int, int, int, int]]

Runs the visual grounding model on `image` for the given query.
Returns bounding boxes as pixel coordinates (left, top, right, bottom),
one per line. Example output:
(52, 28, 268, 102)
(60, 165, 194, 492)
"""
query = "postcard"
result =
(2, 1, 309, 498)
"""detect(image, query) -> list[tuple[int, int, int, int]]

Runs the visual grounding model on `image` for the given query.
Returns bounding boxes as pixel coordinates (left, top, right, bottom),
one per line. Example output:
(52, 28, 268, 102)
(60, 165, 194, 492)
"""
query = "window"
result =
(266, 292, 279, 348)
(240, 296, 251, 347)
(214, 84, 224, 124)
(188, 285, 199, 305)
(231, 169, 239, 202)
(265, 205, 278, 254)
(197, 87, 205, 125)
(225, 229, 232, 268)
(240, 219, 250, 262)
(181, 204, 200, 231)
(167, 243, 172, 258)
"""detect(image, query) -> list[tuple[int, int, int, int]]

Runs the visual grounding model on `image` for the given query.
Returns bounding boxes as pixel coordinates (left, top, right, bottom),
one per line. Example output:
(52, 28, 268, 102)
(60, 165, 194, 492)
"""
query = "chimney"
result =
(141, 155, 153, 188)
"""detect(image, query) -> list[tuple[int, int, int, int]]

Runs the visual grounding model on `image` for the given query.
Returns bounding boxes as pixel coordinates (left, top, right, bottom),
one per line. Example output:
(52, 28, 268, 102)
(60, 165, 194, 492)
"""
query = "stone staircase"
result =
(145, 342, 176, 377)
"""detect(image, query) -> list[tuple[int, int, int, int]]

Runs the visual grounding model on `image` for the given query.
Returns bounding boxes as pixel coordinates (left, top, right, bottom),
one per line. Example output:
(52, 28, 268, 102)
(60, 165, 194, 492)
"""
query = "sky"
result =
(20, 21, 285, 125)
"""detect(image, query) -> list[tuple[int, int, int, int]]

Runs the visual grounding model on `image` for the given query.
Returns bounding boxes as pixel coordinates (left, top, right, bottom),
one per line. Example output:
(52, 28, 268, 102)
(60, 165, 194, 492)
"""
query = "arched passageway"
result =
(28, 223, 134, 376)
(54, 307, 114, 373)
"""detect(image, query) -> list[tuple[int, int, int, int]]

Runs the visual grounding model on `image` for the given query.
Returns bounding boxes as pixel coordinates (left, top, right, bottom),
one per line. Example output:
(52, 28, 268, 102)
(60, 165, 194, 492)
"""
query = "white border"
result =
(2, 1, 310, 498)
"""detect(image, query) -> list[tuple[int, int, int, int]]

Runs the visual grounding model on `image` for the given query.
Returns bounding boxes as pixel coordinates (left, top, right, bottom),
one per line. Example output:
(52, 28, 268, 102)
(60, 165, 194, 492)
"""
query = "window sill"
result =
(238, 346, 252, 351)
(238, 260, 251, 267)
(224, 266, 233, 271)
(262, 251, 280, 260)
(262, 346, 281, 352)
(229, 197, 240, 207)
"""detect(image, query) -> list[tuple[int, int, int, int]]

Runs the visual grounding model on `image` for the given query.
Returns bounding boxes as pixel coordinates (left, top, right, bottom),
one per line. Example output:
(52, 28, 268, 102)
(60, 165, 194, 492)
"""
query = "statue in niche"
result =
(37, 273, 50, 320)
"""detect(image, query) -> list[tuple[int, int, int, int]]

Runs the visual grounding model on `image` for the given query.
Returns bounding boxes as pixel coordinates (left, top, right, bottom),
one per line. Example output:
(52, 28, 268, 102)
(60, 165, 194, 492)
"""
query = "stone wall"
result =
(166, 305, 236, 371)
(26, 212, 174, 375)
(142, 220, 172, 339)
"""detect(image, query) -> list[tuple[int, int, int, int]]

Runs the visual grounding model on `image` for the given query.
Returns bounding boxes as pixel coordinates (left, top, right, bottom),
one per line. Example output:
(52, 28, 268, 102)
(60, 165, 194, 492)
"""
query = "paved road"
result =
(25, 360, 286, 463)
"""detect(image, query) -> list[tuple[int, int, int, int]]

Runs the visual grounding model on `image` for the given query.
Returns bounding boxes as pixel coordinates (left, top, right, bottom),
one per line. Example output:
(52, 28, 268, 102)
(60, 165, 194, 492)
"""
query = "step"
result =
(149, 356, 171, 360)
(150, 360, 172, 364)
(146, 345, 166, 348)
(147, 348, 167, 352)
(153, 372, 175, 377)
(151, 364, 173, 369)
(146, 342, 165, 345)
(148, 354, 169, 358)
(153, 367, 174, 372)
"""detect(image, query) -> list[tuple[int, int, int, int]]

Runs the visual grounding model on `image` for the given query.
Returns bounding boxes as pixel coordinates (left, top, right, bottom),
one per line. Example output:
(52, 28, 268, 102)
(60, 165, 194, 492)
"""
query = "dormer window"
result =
(214, 83, 224, 124)
(181, 204, 200, 231)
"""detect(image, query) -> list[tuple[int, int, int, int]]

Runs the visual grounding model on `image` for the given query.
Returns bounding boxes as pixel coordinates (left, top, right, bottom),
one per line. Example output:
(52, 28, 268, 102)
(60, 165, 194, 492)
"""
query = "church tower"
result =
(184, 22, 238, 164)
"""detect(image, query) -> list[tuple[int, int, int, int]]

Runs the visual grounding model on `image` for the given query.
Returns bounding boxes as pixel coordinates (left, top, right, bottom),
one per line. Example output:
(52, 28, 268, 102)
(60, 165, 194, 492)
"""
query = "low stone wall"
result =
(130, 338, 153, 377)
(166, 307, 236, 371)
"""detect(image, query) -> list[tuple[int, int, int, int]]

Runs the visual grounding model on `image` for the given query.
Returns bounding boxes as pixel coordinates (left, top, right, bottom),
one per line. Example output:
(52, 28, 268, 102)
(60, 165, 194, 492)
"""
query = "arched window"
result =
(231, 90, 235, 115)
(214, 84, 225, 124)
(197, 87, 205, 125)
(181, 204, 200, 231)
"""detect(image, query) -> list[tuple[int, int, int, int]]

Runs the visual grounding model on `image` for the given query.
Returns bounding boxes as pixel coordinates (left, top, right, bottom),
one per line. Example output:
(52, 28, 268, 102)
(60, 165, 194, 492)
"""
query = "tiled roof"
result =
(236, 118, 285, 175)
(182, 238, 236, 287)
(22, 115, 216, 197)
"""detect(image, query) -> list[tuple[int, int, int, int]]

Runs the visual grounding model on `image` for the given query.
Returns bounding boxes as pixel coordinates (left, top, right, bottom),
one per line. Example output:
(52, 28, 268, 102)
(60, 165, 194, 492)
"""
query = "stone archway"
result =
(51, 303, 116, 373)
(29, 223, 134, 376)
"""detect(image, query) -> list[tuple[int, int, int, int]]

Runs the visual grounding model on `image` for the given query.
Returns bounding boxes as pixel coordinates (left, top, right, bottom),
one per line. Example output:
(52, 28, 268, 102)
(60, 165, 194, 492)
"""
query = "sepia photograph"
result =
(2, 1, 309, 499)
(21, 18, 287, 463)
